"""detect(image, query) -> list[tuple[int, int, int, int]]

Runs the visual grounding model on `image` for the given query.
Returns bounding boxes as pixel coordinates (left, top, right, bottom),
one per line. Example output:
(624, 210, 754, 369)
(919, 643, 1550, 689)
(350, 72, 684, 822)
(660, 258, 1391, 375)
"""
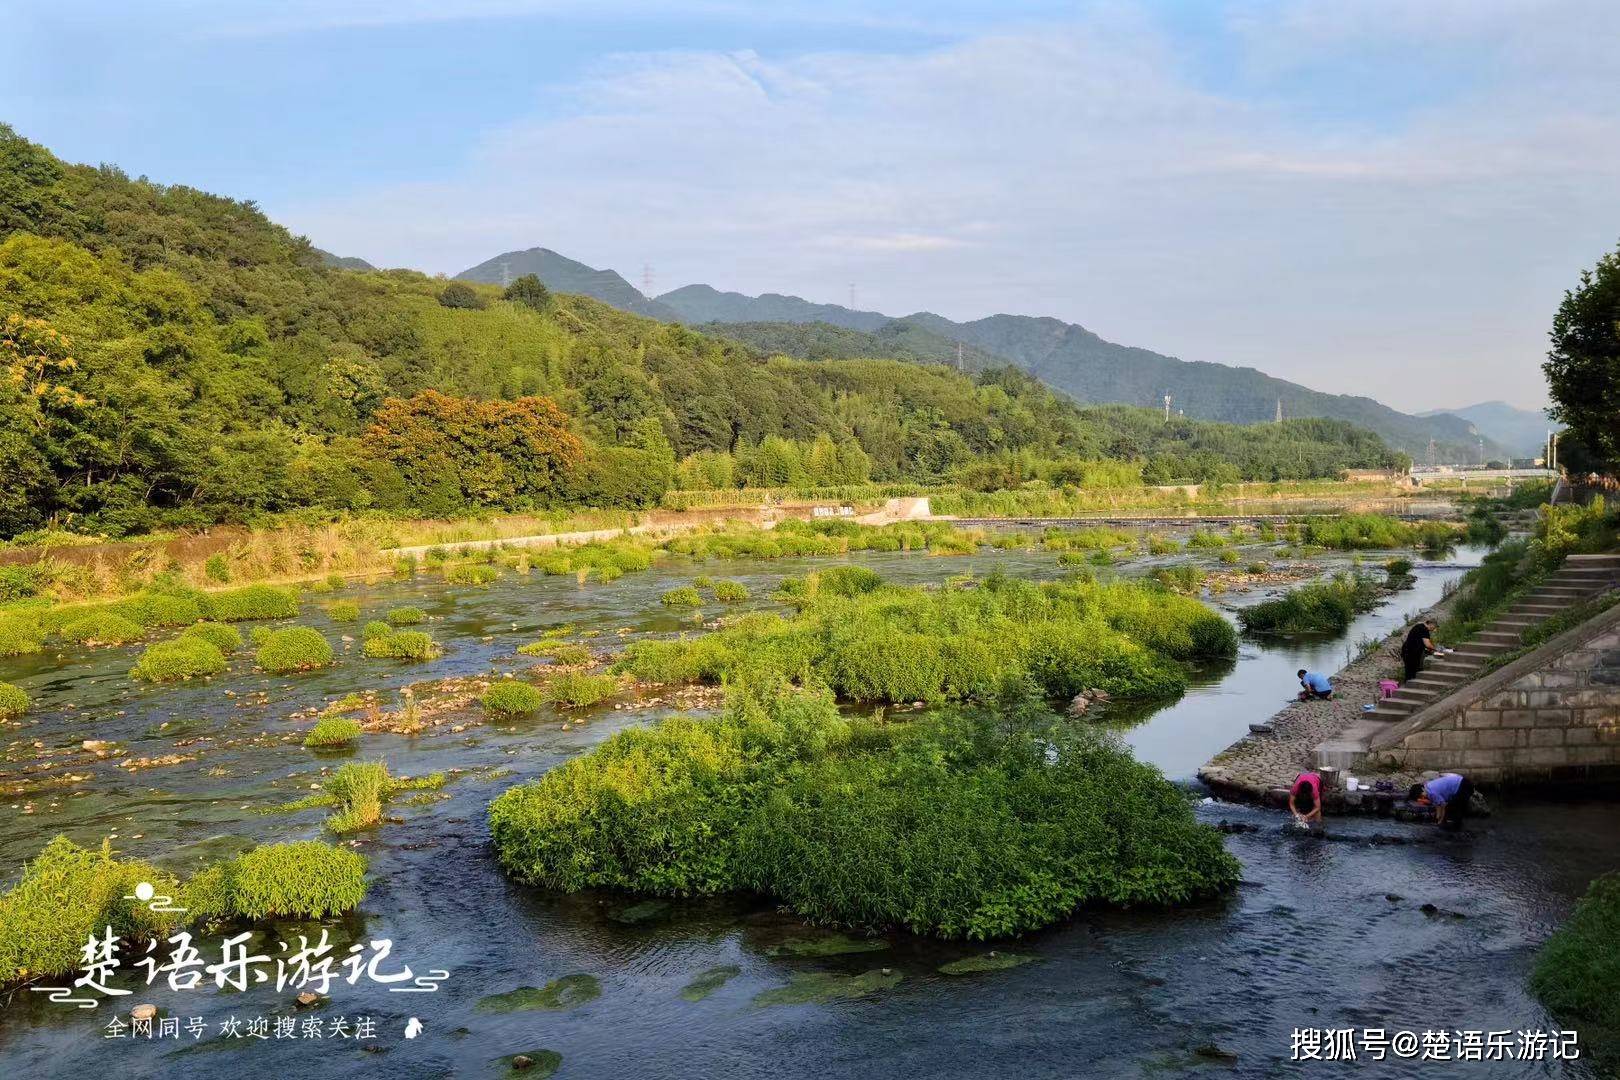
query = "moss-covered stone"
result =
(477, 974, 601, 1012)
(679, 965, 741, 1002)
(937, 952, 1033, 975)
(764, 933, 888, 958)
(492, 1049, 562, 1078)
(752, 969, 900, 1007)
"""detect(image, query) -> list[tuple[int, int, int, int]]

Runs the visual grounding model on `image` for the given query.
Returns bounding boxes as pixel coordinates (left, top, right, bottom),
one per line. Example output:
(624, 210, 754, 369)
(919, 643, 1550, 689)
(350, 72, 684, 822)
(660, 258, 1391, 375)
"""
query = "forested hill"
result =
(0, 125, 1404, 539)
(707, 321, 1007, 370)
(456, 249, 1492, 461)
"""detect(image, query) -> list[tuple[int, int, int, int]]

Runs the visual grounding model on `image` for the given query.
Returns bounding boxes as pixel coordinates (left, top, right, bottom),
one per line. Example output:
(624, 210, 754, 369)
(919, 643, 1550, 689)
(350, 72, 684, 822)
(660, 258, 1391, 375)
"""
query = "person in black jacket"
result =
(1401, 618, 1437, 681)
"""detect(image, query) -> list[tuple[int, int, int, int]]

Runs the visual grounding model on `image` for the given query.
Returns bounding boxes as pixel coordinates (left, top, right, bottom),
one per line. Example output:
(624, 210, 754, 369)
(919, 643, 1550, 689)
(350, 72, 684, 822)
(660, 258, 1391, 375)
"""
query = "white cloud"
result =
(282, 2, 1620, 409)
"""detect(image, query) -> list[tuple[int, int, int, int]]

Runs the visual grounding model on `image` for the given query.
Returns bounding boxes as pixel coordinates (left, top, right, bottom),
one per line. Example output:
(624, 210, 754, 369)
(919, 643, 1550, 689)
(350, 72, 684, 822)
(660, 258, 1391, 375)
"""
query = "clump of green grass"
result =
(130, 638, 229, 682)
(178, 621, 243, 653)
(255, 626, 335, 673)
(1246, 562, 1270, 575)
(446, 563, 499, 586)
(0, 682, 29, 719)
(545, 672, 619, 708)
(327, 600, 361, 622)
(483, 681, 547, 716)
(1530, 871, 1620, 1060)
(1149, 565, 1206, 595)
(0, 838, 177, 983)
(711, 580, 750, 602)
(362, 628, 442, 661)
(206, 583, 300, 621)
(325, 762, 389, 833)
(517, 641, 592, 665)
(661, 586, 704, 608)
(361, 620, 393, 642)
(0, 617, 45, 657)
(191, 841, 368, 922)
(1185, 529, 1229, 549)
(386, 606, 426, 626)
(616, 571, 1232, 706)
(1217, 548, 1241, 565)
(61, 611, 145, 645)
(488, 679, 1239, 939)
(111, 591, 204, 628)
(1146, 534, 1179, 555)
(304, 716, 363, 748)
(1237, 572, 1383, 634)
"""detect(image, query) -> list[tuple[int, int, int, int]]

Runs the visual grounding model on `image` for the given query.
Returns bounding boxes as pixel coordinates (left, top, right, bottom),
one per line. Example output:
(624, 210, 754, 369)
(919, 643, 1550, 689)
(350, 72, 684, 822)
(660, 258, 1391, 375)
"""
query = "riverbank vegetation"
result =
(0, 837, 367, 983)
(1441, 498, 1618, 646)
(615, 570, 1236, 705)
(1237, 573, 1386, 634)
(1530, 871, 1620, 1060)
(489, 680, 1239, 939)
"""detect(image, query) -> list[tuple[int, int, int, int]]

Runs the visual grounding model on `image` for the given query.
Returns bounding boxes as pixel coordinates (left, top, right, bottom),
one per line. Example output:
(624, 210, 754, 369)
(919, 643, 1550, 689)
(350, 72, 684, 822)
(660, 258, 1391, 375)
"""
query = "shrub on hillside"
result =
(255, 627, 335, 673)
(61, 611, 145, 645)
(130, 638, 228, 682)
(483, 681, 546, 716)
(208, 584, 299, 621)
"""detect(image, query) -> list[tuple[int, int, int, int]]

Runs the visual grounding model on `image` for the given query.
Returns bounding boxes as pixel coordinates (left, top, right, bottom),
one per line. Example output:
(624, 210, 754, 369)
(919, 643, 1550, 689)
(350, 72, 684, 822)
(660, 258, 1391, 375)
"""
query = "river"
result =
(0, 534, 1609, 1078)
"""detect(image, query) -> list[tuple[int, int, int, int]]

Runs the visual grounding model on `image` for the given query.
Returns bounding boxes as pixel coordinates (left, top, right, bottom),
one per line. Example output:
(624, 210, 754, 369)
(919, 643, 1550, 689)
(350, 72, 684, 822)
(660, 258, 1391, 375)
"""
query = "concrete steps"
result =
(1316, 550, 1620, 767)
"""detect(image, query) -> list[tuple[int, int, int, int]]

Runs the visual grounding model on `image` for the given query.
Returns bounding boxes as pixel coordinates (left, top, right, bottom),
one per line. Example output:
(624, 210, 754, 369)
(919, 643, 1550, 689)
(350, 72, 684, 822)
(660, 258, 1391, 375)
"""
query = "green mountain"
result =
(0, 124, 1407, 538)
(707, 320, 1006, 370)
(657, 284, 890, 331)
(458, 247, 681, 321)
(314, 248, 375, 271)
(455, 256, 1496, 461)
(1419, 401, 1551, 458)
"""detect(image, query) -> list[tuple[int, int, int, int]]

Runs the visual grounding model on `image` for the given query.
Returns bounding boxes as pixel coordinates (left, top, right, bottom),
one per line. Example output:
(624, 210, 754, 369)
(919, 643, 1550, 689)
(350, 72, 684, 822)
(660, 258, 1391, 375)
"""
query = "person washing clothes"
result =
(1401, 618, 1438, 681)
(1297, 669, 1333, 700)
(1289, 770, 1324, 826)
(1409, 773, 1474, 830)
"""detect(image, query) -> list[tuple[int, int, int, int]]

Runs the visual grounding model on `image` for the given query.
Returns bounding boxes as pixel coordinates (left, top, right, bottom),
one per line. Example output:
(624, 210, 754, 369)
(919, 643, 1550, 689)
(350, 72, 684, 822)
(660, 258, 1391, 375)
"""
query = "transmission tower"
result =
(1163, 394, 1172, 423)
(1275, 397, 1283, 423)
(641, 263, 654, 296)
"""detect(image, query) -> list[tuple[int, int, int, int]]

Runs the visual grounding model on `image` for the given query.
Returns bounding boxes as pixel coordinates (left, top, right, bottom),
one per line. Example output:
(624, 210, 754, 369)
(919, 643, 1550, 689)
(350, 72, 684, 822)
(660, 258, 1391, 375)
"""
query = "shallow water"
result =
(0, 537, 1608, 1079)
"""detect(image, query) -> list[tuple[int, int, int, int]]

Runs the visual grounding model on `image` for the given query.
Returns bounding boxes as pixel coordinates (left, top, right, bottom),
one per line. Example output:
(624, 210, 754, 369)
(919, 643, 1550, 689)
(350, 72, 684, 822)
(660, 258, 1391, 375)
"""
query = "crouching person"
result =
(1409, 772, 1474, 830)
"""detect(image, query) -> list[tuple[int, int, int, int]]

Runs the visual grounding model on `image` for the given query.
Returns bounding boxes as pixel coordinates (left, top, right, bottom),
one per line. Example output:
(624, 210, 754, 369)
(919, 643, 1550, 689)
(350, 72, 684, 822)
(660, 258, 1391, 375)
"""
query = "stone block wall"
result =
(1368, 612, 1620, 785)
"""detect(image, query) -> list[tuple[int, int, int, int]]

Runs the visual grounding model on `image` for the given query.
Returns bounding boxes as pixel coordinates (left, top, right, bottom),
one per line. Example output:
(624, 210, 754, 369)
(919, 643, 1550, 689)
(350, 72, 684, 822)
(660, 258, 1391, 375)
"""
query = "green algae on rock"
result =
(679, 965, 742, 1002)
(764, 933, 888, 958)
(493, 1049, 563, 1078)
(477, 973, 602, 1012)
(938, 952, 1034, 975)
(752, 969, 900, 1007)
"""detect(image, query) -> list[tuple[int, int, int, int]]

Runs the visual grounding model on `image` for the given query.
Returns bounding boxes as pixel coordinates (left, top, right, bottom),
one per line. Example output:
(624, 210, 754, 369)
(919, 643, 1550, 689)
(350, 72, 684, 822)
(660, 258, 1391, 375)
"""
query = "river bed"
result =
(0, 535, 1609, 1078)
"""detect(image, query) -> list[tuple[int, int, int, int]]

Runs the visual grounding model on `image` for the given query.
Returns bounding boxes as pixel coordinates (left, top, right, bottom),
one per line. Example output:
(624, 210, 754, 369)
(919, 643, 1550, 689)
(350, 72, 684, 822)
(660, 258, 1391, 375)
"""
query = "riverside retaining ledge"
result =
(1197, 604, 1452, 811)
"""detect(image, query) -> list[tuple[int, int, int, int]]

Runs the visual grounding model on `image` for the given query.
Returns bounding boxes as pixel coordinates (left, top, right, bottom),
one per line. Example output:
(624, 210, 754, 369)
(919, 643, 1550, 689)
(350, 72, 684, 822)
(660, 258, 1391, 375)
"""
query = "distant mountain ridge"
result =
(459, 247, 681, 321)
(456, 247, 1499, 461)
(1418, 401, 1550, 458)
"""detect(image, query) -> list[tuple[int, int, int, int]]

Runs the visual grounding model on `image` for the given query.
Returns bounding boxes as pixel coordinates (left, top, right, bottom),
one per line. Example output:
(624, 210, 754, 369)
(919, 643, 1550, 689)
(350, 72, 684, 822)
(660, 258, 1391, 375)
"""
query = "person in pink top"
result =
(1289, 770, 1323, 825)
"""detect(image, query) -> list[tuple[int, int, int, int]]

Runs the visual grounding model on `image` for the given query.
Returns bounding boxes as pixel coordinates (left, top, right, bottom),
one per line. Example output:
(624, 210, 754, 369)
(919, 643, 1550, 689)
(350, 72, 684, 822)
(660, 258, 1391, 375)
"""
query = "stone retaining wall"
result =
(1364, 601, 1620, 785)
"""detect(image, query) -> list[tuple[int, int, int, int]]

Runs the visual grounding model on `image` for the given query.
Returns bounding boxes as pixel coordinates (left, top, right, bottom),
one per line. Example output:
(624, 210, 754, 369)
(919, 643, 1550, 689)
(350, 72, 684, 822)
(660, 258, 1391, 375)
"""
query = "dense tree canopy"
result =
(0, 124, 1408, 537)
(1545, 241, 1620, 471)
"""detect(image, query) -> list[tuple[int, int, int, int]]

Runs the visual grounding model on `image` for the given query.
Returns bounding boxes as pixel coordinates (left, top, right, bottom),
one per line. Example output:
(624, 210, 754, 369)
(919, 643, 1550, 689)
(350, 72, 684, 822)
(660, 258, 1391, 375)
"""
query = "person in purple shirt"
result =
(1408, 773, 1474, 829)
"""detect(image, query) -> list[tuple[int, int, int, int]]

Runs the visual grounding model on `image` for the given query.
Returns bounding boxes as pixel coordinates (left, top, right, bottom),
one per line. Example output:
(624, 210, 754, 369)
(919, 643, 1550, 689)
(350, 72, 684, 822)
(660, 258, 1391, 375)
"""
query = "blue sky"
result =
(8, 0, 1619, 410)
